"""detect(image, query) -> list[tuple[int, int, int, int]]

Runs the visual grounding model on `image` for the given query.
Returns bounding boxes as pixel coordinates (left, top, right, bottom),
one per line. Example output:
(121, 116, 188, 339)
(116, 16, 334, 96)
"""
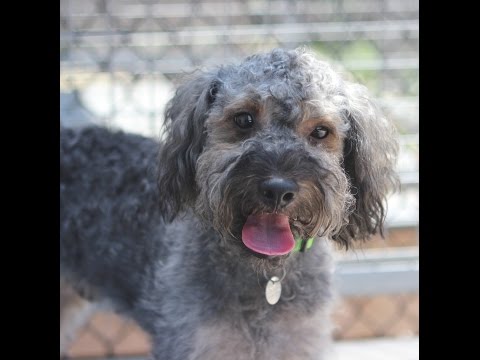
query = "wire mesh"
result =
(60, 0, 419, 136)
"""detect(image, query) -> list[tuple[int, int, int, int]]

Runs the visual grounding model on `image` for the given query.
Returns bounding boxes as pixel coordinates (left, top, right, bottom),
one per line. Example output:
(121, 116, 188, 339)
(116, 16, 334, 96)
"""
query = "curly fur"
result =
(60, 48, 398, 359)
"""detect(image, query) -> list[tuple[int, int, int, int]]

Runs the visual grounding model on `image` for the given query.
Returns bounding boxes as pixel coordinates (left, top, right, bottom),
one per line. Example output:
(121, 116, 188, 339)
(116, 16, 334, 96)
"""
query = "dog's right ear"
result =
(158, 71, 220, 221)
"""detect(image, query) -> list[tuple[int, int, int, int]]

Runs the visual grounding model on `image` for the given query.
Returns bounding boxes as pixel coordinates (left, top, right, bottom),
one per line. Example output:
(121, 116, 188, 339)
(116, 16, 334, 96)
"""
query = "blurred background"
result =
(60, 0, 418, 359)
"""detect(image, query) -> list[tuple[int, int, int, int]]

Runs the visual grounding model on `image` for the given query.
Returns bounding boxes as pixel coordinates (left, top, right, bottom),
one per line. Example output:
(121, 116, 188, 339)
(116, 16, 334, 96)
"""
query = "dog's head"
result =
(158, 48, 398, 257)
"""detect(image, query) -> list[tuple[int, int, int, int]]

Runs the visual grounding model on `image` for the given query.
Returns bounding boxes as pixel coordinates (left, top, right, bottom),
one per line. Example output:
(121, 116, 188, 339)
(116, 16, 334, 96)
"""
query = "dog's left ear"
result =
(158, 71, 220, 221)
(334, 82, 399, 247)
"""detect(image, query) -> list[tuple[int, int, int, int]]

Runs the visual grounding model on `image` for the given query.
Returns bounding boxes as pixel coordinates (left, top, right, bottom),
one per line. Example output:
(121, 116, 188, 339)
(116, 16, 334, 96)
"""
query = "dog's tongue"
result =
(242, 214, 295, 256)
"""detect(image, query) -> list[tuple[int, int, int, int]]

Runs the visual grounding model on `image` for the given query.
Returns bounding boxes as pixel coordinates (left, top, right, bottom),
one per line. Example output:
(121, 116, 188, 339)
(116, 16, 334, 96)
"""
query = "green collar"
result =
(293, 236, 315, 252)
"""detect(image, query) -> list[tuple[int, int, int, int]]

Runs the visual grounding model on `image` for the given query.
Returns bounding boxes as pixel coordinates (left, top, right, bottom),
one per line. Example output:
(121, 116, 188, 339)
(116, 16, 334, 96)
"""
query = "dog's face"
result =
(158, 48, 398, 258)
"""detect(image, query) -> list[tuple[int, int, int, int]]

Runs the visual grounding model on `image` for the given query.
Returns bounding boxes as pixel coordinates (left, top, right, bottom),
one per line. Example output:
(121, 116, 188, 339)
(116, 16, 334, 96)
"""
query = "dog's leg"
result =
(60, 279, 96, 357)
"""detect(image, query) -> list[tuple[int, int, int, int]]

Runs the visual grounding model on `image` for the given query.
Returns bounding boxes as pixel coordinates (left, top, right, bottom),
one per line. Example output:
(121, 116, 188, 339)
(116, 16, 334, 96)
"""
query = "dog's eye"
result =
(234, 113, 254, 129)
(310, 126, 329, 140)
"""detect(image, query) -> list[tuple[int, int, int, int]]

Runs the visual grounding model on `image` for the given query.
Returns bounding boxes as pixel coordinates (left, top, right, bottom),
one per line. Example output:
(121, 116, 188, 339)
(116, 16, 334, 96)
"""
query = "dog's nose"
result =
(260, 177, 298, 209)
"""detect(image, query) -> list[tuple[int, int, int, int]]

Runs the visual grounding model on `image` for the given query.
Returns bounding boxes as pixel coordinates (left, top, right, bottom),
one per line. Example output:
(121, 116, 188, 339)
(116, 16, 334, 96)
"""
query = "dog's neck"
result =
(177, 218, 334, 312)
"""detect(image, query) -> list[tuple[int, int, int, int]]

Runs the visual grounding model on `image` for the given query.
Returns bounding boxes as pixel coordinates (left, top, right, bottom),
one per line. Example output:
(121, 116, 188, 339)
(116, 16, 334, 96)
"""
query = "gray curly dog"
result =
(60, 48, 398, 360)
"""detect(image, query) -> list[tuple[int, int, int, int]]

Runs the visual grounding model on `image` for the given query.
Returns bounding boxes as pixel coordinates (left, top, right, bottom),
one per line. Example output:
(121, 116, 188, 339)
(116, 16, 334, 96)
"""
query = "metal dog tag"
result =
(265, 276, 282, 305)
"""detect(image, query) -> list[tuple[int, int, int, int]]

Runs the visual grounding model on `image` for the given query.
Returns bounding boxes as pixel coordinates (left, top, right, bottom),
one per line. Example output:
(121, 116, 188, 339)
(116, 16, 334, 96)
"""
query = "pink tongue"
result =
(242, 214, 295, 256)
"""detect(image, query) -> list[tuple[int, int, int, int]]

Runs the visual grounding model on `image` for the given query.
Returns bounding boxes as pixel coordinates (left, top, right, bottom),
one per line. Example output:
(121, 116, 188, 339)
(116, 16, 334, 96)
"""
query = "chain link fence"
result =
(60, 0, 418, 358)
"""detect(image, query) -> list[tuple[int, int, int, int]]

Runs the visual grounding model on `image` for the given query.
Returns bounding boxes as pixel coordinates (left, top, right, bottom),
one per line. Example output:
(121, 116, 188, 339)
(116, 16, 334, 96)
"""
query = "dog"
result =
(60, 48, 398, 359)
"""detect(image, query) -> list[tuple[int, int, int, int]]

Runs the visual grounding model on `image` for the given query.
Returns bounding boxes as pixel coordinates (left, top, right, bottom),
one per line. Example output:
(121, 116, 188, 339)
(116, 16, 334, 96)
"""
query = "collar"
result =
(293, 236, 315, 252)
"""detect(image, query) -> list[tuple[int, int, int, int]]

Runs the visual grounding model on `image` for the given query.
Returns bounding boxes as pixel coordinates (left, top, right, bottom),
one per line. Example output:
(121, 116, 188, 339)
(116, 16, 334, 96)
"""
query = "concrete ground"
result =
(332, 336, 419, 360)
(92, 336, 419, 360)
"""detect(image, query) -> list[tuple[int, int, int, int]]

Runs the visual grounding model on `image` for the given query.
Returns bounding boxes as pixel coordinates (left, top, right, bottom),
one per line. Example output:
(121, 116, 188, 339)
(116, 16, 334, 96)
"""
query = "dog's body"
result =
(60, 48, 398, 359)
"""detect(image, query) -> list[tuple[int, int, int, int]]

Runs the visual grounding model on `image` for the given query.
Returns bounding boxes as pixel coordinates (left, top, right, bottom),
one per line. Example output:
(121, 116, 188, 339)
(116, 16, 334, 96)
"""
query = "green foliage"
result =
(309, 40, 418, 98)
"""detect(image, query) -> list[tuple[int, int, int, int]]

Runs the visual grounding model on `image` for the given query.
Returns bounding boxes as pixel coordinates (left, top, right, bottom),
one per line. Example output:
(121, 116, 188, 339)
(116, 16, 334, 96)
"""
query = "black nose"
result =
(260, 177, 298, 209)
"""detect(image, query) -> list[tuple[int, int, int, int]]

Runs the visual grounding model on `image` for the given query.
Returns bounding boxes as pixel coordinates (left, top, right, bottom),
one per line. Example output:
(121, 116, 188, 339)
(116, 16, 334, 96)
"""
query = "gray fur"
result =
(60, 48, 398, 359)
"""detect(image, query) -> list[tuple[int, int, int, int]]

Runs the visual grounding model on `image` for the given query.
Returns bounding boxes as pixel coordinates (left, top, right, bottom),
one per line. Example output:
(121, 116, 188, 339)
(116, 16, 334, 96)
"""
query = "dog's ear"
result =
(334, 82, 399, 247)
(158, 71, 220, 221)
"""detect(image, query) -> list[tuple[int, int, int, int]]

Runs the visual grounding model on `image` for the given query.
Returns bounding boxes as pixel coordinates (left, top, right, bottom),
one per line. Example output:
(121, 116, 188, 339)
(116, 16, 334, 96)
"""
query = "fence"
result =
(60, 0, 419, 358)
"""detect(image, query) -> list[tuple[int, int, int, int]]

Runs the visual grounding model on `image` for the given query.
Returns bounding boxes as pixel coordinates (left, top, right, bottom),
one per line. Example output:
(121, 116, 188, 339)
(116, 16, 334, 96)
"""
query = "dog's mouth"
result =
(241, 213, 295, 256)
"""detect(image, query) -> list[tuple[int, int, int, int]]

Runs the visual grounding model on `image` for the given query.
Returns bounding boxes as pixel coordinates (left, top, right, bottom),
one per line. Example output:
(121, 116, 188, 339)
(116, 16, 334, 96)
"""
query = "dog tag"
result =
(265, 276, 282, 305)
